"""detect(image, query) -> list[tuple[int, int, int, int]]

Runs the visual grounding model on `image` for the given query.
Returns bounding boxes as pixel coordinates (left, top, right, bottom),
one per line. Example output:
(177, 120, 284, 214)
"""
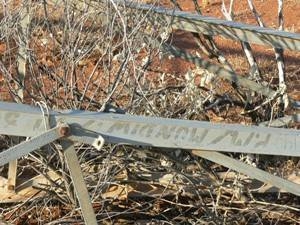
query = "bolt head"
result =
(7, 185, 15, 191)
(59, 126, 70, 137)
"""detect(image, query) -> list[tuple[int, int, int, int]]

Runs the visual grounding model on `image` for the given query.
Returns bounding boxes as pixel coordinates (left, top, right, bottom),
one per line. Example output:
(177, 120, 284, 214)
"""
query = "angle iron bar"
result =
(120, 0, 300, 51)
(40, 0, 300, 108)
(61, 140, 98, 225)
(259, 114, 300, 127)
(7, 2, 31, 193)
(0, 122, 69, 167)
(191, 150, 300, 196)
(48, 0, 300, 51)
(0, 102, 299, 157)
(157, 41, 300, 108)
(159, 41, 276, 99)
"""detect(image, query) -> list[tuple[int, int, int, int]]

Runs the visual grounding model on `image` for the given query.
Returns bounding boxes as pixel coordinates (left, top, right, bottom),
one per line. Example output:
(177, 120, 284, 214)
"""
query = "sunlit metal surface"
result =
(0, 101, 299, 157)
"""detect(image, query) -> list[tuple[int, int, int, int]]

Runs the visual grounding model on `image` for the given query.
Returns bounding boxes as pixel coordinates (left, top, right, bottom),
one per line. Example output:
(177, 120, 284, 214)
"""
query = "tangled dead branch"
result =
(0, 0, 299, 224)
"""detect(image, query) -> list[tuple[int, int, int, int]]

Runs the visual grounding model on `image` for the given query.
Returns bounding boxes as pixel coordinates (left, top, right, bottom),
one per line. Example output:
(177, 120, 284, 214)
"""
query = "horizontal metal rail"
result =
(43, 0, 300, 108)
(0, 101, 299, 157)
(119, 0, 300, 51)
(48, 0, 300, 50)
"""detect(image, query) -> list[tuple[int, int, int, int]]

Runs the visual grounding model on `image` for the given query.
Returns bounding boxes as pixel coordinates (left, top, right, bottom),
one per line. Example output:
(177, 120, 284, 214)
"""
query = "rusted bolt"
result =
(7, 185, 15, 191)
(58, 124, 70, 137)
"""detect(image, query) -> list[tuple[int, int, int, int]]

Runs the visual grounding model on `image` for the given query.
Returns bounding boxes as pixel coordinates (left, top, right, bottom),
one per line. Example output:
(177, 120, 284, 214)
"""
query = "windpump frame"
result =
(1, 1, 300, 224)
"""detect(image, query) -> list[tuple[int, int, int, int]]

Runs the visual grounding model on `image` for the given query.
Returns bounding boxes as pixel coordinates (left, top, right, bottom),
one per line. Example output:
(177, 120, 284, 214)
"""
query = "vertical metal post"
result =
(61, 140, 97, 225)
(16, 0, 30, 101)
(7, 0, 31, 192)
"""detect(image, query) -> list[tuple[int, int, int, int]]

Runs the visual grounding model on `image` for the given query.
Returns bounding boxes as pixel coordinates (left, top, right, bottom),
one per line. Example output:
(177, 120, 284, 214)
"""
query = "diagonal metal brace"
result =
(61, 140, 98, 225)
(0, 122, 70, 167)
(0, 121, 98, 223)
(191, 150, 300, 196)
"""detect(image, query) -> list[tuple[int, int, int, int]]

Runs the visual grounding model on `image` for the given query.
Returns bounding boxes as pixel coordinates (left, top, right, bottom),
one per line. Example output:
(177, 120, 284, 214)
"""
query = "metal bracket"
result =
(69, 134, 105, 150)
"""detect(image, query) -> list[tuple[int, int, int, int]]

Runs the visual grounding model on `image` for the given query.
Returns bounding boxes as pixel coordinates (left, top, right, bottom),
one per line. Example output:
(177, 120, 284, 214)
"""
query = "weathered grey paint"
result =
(0, 102, 299, 157)
(120, 0, 300, 50)
(0, 123, 66, 166)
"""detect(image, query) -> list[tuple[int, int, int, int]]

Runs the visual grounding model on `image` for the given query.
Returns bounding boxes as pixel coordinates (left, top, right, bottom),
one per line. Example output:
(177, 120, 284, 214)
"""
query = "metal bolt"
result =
(58, 124, 70, 137)
(7, 185, 15, 191)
